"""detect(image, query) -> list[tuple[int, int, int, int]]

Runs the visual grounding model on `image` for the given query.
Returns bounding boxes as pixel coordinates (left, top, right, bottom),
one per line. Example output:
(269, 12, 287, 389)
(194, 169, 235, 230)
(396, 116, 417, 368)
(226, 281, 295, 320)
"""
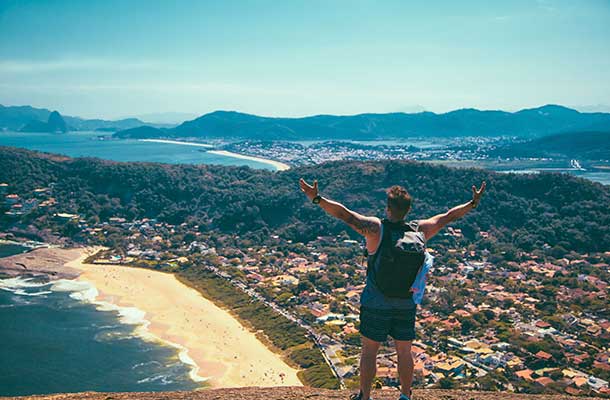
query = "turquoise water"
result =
(0, 245, 203, 396)
(495, 169, 610, 185)
(563, 171, 610, 185)
(1, 131, 607, 184)
(0, 131, 275, 170)
(0, 243, 30, 258)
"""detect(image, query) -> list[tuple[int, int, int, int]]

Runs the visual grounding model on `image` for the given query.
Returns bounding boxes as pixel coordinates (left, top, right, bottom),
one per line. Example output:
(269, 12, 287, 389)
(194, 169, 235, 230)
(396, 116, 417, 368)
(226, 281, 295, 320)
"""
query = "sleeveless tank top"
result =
(360, 219, 433, 309)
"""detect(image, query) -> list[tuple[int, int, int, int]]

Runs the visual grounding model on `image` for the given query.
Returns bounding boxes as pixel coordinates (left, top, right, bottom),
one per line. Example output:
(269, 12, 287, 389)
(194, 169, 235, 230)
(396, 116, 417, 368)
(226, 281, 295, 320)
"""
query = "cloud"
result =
(535, 0, 558, 13)
(0, 81, 297, 97)
(0, 58, 187, 73)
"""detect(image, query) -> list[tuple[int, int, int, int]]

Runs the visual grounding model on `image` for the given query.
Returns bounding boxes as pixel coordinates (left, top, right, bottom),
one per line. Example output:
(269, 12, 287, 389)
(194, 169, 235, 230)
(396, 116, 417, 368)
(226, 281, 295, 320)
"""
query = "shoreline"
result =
(65, 248, 302, 388)
(207, 150, 291, 171)
(137, 139, 291, 171)
(138, 139, 214, 148)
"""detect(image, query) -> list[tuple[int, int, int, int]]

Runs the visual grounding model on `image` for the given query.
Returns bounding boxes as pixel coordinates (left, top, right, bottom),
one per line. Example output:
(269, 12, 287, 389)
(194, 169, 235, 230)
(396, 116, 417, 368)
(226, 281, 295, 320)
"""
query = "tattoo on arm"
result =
(346, 214, 380, 236)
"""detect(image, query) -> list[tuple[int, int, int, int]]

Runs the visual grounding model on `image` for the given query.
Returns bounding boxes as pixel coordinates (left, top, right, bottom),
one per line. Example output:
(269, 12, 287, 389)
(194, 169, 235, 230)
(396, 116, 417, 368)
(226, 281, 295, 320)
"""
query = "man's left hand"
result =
(299, 178, 319, 201)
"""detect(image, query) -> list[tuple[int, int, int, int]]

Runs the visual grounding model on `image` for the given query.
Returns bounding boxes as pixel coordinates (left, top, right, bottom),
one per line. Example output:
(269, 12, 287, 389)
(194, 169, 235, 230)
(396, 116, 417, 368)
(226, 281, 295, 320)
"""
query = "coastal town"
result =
(2, 181, 609, 397)
(221, 137, 501, 167)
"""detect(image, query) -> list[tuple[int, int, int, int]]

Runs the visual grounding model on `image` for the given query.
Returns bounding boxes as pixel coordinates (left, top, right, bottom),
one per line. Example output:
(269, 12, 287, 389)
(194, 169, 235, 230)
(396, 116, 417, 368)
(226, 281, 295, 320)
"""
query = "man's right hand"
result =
(299, 178, 319, 202)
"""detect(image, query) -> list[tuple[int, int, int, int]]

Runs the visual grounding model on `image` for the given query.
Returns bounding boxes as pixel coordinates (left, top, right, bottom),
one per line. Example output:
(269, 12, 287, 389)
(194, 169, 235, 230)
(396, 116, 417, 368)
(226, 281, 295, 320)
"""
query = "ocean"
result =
(0, 131, 275, 170)
(0, 242, 30, 258)
(1, 131, 608, 184)
(495, 169, 610, 185)
(0, 245, 203, 396)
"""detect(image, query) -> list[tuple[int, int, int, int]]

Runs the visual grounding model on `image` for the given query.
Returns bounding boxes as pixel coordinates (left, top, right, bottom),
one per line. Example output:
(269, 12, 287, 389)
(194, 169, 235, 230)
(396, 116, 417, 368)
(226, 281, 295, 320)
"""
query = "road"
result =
(205, 264, 346, 388)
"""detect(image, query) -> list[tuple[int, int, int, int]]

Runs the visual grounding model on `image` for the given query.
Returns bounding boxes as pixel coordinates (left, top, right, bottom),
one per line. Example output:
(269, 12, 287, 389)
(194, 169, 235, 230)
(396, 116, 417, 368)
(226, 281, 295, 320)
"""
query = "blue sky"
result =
(1, 0, 609, 119)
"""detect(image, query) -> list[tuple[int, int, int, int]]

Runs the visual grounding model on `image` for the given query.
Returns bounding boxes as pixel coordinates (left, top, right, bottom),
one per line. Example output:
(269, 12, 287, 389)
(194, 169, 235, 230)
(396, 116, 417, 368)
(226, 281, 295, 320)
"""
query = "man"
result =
(299, 178, 486, 400)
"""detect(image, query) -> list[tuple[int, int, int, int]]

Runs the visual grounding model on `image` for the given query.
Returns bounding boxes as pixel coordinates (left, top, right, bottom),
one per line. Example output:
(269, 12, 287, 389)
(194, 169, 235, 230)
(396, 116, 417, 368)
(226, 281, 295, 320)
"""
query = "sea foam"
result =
(0, 276, 52, 297)
(47, 276, 208, 384)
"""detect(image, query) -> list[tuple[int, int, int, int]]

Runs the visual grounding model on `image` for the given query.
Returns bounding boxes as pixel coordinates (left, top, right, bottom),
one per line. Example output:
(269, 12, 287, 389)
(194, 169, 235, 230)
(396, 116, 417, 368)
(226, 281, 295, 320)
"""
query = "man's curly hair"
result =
(387, 185, 412, 217)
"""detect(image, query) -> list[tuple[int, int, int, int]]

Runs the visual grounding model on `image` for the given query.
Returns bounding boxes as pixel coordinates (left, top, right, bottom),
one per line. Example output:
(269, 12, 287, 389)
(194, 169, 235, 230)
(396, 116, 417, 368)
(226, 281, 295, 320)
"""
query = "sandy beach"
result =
(64, 248, 302, 388)
(207, 150, 291, 171)
(137, 139, 291, 171)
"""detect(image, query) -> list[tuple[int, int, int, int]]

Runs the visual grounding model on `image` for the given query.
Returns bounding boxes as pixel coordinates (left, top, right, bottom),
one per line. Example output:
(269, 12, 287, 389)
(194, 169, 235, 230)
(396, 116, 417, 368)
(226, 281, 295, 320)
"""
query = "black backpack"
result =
(367, 219, 426, 299)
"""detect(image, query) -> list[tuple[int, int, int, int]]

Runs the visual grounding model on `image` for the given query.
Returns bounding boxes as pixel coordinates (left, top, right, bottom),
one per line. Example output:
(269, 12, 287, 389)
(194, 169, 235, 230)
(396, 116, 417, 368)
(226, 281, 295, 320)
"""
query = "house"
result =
(54, 212, 80, 221)
(588, 376, 609, 392)
(572, 376, 588, 388)
(535, 351, 553, 361)
(454, 309, 471, 318)
(515, 369, 534, 381)
(376, 366, 399, 385)
(594, 360, 610, 371)
(269, 274, 299, 286)
(534, 376, 554, 387)
(246, 272, 264, 282)
(343, 322, 358, 335)
(564, 386, 582, 396)
(307, 302, 328, 317)
(435, 359, 465, 377)
(316, 313, 344, 323)
(569, 353, 590, 365)
(535, 320, 551, 329)
(5, 194, 20, 204)
(441, 316, 461, 331)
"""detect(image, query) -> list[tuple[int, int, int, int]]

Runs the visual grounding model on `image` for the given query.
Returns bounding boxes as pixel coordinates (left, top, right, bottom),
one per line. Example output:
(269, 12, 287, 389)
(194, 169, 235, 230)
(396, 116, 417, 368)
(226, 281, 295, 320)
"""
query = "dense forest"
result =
(1, 147, 609, 254)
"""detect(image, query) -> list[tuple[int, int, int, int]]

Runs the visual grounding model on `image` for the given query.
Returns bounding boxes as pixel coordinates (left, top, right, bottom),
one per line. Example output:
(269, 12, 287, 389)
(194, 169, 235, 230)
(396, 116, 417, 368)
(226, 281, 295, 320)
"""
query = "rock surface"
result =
(2, 387, 603, 400)
(0, 247, 84, 279)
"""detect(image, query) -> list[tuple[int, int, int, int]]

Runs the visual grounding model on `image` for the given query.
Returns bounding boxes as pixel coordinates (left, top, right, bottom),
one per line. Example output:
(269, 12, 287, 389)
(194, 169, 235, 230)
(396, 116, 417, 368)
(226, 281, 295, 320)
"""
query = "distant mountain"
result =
(0, 105, 51, 131)
(129, 112, 199, 124)
(112, 125, 170, 139)
(19, 111, 68, 133)
(491, 130, 610, 160)
(66, 117, 154, 131)
(0, 104, 164, 132)
(114, 105, 610, 140)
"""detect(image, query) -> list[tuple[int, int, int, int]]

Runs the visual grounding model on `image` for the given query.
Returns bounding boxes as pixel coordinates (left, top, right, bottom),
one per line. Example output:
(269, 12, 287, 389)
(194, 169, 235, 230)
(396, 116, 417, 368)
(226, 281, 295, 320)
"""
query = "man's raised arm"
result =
(418, 181, 486, 240)
(299, 178, 380, 238)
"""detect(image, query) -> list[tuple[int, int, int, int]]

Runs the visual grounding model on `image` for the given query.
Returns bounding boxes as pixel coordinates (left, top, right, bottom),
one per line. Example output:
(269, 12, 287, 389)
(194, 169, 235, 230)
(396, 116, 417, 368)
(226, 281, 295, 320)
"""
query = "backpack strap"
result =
(367, 218, 388, 277)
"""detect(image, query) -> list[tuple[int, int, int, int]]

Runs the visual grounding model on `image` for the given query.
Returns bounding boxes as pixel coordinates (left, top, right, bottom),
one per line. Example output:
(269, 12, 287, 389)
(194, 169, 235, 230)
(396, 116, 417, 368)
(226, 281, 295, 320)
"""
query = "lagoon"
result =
(0, 131, 276, 170)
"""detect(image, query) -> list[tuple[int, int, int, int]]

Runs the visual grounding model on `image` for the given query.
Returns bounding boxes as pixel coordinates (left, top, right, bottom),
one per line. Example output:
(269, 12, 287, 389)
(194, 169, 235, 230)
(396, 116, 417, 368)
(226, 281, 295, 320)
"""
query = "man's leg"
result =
(395, 339, 414, 398)
(359, 335, 381, 400)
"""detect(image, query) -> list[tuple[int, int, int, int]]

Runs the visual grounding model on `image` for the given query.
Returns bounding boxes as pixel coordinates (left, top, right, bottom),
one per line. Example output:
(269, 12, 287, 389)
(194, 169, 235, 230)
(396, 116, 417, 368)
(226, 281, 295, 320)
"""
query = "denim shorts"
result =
(359, 306, 417, 342)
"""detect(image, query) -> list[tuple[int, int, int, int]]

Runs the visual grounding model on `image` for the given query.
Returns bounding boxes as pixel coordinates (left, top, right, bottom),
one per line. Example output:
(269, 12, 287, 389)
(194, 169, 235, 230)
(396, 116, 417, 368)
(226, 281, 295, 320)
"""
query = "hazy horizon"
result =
(3, 102, 610, 124)
(1, 0, 610, 120)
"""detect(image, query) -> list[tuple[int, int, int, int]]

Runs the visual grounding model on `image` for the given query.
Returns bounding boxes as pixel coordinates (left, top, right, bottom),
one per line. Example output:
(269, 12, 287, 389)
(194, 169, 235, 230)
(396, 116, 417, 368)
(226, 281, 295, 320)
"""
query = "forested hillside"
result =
(491, 131, 610, 160)
(1, 147, 609, 254)
(113, 105, 610, 140)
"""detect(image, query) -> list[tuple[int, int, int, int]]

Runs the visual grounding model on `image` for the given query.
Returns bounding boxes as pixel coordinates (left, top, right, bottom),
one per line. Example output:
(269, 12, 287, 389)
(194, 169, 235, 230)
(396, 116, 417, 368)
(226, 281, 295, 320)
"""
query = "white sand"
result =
(207, 150, 291, 171)
(65, 249, 302, 388)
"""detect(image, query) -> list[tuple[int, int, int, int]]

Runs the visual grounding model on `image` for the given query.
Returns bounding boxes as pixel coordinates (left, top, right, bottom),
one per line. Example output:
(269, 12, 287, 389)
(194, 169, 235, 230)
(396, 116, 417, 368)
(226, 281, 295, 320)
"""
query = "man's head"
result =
(386, 185, 412, 220)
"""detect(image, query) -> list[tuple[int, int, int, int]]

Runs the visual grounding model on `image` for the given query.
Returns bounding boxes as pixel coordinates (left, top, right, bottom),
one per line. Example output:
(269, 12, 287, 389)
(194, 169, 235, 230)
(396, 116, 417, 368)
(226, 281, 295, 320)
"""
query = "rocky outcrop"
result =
(47, 111, 68, 133)
(2, 387, 603, 400)
(19, 111, 68, 133)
